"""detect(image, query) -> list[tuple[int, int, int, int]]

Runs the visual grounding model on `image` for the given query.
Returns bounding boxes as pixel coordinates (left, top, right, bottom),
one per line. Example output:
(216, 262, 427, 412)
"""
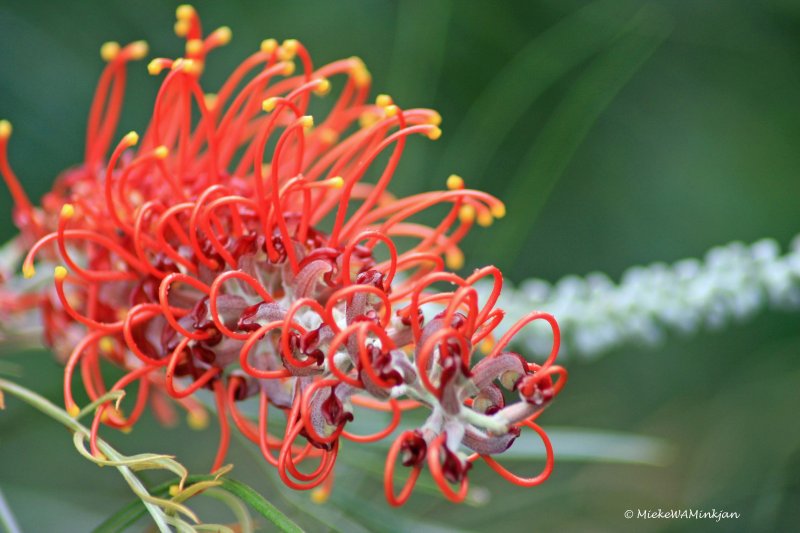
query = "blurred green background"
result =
(1, 0, 799, 531)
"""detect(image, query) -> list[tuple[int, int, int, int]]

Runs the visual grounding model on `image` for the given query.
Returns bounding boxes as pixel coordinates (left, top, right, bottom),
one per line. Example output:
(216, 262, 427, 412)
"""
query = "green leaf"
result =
(506, 427, 674, 467)
(214, 478, 302, 533)
(0, 486, 22, 533)
(495, 3, 672, 255)
(94, 475, 303, 533)
(438, 0, 647, 180)
(330, 485, 471, 533)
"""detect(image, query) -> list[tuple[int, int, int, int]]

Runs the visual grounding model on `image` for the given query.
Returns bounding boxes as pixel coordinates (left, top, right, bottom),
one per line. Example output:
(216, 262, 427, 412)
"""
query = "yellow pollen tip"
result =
(359, 111, 377, 128)
(0, 120, 11, 139)
(349, 57, 371, 87)
(458, 205, 476, 223)
(328, 176, 344, 189)
(213, 26, 232, 45)
(67, 404, 81, 418)
(100, 41, 120, 62)
(187, 410, 209, 430)
(174, 20, 189, 37)
(313, 78, 331, 96)
(190, 60, 204, 76)
(99, 337, 114, 355)
(480, 336, 496, 353)
(147, 59, 165, 76)
(278, 39, 299, 60)
(193, 63, 206, 76)
(427, 127, 442, 140)
(282, 61, 296, 76)
(260, 38, 278, 54)
(445, 249, 465, 270)
(22, 264, 35, 279)
(491, 203, 507, 219)
(169, 485, 181, 497)
(123, 131, 139, 146)
(446, 174, 464, 190)
(262, 97, 278, 112)
(384, 104, 399, 118)
(185, 39, 203, 56)
(376, 94, 393, 107)
(127, 41, 149, 60)
(428, 111, 442, 126)
(310, 488, 330, 504)
(300, 115, 314, 129)
(354, 68, 371, 87)
(318, 127, 339, 144)
(203, 92, 218, 110)
(61, 204, 75, 219)
(154, 145, 169, 159)
(120, 426, 132, 434)
(54, 266, 68, 282)
(176, 4, 195, 20)
(180, 59, 199, 75)
(477, 211, 494, 227)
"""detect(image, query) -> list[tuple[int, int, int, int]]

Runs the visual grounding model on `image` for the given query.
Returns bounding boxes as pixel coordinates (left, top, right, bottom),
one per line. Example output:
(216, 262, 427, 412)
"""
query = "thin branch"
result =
(0, 378, 171, 532)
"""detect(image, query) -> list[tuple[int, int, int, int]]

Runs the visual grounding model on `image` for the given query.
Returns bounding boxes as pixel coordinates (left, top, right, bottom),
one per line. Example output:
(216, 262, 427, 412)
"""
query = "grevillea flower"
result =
(0, 6, 567, 504)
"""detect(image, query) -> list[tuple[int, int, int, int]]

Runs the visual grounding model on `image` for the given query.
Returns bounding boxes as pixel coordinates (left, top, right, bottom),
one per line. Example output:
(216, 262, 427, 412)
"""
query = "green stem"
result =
(0, 378, 171, 532)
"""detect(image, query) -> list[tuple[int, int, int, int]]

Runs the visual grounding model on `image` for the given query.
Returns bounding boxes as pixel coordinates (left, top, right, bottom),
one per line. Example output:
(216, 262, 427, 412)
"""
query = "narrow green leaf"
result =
(438, 0, 645, 180)
(506, 427, 675, 467)
(232, 431, 369, 533)
(387, 0, 452, 103)
(214, 478, 303, 533)
(93, 475, 303, 533)
(330, 486, 471, 533)
(203, 487, 254, 533)
(0, 486, 22, 533)
(496, 4, 672, 256)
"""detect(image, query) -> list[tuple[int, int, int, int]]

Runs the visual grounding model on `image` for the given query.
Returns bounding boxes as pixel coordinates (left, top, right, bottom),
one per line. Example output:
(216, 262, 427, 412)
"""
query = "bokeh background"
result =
(1, 0, 799, 531)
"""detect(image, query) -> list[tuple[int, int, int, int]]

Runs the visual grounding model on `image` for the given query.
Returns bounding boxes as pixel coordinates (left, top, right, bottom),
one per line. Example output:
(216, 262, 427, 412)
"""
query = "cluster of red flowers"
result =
(0, 6, 566, 504)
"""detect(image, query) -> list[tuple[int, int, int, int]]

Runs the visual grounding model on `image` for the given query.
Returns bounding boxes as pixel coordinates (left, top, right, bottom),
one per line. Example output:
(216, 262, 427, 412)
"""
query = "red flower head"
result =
(0, 6, 567, 504)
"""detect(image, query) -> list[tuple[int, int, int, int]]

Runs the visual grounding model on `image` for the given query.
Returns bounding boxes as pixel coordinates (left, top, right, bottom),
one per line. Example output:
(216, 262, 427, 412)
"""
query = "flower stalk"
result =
(0, 378, 172, 531)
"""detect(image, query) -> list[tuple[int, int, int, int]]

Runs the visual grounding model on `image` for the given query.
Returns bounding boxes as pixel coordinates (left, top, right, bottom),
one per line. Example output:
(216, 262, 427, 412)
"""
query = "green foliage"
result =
(95, 476, 302, 533)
